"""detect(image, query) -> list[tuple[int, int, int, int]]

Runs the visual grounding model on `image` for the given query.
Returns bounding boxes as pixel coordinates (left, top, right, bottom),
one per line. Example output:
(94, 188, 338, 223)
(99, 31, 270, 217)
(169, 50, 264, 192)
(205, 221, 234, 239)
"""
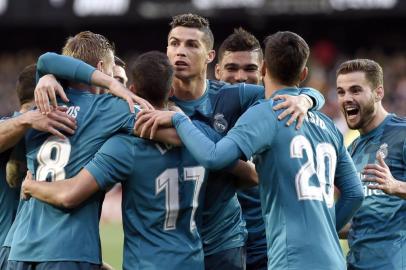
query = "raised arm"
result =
(22, 170, 99, 209)
(35, 52, 153, 113)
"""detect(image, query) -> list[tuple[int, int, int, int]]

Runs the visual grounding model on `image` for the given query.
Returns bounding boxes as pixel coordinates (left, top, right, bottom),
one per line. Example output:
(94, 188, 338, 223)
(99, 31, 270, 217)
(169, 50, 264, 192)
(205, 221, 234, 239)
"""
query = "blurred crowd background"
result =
(1, 0, 405, 222)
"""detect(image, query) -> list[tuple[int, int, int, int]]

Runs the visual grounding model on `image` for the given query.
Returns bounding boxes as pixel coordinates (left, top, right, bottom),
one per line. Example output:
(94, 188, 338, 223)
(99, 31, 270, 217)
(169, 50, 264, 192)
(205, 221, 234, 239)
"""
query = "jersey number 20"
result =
(290, 135, 336, 208)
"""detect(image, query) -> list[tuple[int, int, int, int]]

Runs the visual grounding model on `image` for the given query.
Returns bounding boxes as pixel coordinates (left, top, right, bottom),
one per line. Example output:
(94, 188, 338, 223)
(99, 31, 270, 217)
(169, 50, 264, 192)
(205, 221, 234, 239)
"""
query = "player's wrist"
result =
(299, 94, 314, 108)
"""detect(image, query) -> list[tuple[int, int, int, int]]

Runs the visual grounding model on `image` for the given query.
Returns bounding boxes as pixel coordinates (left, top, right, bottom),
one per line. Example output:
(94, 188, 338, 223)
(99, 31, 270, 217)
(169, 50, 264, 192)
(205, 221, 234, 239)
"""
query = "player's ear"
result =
(96, 61, 104, 73)
(206, 50, 215, 64)
(374, 85, 384, 102)
(129, 84, 136, 94)
(261, 61, 267, 78)
(214, 63, 221, 80)
(299, 66, 308, 83)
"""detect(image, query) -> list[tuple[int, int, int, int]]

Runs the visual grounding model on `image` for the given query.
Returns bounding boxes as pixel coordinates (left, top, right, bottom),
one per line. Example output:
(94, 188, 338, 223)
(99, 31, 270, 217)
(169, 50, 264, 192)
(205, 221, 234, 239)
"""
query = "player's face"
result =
(336, 71, 377, 130)
(215, 50, 262, 85)
(113, 65, 128, 86)
(167, 26, 213, 80)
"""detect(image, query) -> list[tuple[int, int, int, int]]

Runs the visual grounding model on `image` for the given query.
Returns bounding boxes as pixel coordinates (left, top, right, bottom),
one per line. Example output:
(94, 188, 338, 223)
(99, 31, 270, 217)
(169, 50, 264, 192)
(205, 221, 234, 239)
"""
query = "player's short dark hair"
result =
(336, 59, 383, 89)
(16, 64, 36, 105)
(62, 31, 115, 67)
(217, 27, 263, 63)
(114, 56, 126, 68)
(131, 51, 173, 106)
(169, 13, 214, 50)
(264, 31, 309, 86)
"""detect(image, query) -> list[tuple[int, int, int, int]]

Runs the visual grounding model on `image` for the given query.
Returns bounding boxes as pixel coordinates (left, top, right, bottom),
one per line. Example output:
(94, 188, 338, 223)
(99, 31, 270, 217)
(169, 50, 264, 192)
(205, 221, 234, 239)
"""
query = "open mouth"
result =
(344, 105, 359, 120)
(174, 61, 188, 68)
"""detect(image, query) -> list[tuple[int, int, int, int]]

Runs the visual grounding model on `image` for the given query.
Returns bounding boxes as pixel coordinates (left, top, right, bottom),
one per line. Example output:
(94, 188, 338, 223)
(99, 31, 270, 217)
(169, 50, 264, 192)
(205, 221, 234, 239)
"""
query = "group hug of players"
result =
(0, 12, 405, 270)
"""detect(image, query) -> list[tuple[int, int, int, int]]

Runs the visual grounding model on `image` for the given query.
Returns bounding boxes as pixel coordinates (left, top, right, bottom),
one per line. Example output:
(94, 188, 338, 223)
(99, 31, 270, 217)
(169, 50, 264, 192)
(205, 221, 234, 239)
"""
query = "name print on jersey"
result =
(306, 111, 327, 130)
(66, 106, 80, 118)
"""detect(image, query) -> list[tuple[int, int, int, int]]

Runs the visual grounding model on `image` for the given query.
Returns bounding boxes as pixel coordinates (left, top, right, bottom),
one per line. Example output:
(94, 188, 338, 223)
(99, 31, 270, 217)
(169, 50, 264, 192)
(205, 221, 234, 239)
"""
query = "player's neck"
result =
(68, 82, 100, 94)
(20, 101, 35, 113)
(172, 76, 207, 101)
(264, 79, 294, 99)
(359, 105, 389, 135)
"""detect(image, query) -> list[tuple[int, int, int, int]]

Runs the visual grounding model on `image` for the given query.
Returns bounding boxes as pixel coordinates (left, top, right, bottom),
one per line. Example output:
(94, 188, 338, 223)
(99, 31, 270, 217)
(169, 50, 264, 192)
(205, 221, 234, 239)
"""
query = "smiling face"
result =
(167, 26, 214, 81)
(215, 50, 262, 84)
(336, 71, 378, 131)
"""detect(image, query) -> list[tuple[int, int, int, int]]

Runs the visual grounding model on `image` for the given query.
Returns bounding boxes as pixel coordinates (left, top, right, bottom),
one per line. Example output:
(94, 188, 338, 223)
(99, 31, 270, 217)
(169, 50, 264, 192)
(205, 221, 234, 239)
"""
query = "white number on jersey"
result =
(290, 135, 336, 208)
(36, 136, 71, 181)
(156, 166, 205, 232)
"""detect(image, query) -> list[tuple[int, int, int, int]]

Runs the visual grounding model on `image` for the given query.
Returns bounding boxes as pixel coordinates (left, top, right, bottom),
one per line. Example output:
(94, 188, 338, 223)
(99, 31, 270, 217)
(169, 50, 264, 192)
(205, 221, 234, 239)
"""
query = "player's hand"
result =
(21, 171, 34, 200)
(363, 152, 401, 196)
(136, 110, 177, 140)
(24, 106, 77, 139)
(108, 80, 154, 112)
(272, 94, 312, 130)
(167, 102, 183, 113)
(35, 74, 69, 114)
(101, 262, 115, 270)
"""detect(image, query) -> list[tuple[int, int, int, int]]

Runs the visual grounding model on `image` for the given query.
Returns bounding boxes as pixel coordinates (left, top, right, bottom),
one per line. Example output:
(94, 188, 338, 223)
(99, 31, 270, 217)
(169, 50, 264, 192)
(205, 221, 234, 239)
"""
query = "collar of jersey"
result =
(270, 87, 300, 99)
(169, 80, 209, 107)
(359, 113, 394, 140)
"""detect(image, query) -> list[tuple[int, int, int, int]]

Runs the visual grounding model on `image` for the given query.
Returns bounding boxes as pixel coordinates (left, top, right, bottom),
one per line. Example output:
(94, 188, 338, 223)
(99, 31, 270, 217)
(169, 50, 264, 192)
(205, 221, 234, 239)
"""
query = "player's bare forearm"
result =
(154, 128, 182, 146)
(393, 181, 406, 199)
(0, 114, 30, 153)
(229, 160, 258, 189)
(22, 169, 99, 209)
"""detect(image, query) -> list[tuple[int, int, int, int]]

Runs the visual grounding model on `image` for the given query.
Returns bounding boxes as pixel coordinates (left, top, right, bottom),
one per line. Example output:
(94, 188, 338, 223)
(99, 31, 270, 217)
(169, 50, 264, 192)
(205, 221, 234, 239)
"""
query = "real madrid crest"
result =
(213, 113, 228, 133)
(376, 143, 388, 160)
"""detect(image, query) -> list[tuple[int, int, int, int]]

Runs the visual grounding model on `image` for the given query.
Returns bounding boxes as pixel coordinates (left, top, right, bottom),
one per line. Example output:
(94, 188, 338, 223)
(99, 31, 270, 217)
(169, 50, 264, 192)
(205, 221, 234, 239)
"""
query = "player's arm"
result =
(0, 109, 76, 153)
(137, 104, 275, 170)
(363, 152, 406, 199)
(21, 170, 99, 209)
(35, 52, 153, 113)
(228, 160, 258, 188)
(272, 87, 324, 129)
(334, 146, 364, 231)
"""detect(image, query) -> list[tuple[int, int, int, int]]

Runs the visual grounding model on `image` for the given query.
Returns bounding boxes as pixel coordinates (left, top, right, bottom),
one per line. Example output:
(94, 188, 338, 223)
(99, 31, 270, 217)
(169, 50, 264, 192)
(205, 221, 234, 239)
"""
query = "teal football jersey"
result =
(9, 89, 135, 264)
(85, 121, 222, 270)
(347, 114, 406, 270)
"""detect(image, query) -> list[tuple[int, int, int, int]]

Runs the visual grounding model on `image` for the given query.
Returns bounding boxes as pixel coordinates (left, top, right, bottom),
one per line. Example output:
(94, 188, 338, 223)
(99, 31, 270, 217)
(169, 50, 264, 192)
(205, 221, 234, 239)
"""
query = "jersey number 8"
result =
(36, 136, 71, 181)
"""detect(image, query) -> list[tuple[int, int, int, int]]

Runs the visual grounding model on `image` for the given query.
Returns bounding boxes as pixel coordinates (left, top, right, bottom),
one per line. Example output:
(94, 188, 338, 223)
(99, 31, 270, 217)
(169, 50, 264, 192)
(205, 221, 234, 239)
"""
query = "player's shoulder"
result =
(386, 114, 406, 128)
(207, 80, 262, 93)
(103, 133, 136, 151)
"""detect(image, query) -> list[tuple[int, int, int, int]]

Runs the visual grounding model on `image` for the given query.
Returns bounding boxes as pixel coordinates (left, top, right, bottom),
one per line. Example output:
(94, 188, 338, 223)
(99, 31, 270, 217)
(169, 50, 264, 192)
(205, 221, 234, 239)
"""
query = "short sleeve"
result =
(85, 134, 134, 190)
(227, 101, 277, 159)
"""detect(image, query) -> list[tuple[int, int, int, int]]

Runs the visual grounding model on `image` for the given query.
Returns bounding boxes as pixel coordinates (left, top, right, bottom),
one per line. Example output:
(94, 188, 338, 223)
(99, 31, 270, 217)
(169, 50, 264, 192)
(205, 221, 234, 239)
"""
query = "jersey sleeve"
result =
(85, 135, 134, 190)
(36, 52, 96, 85)
(333, 132, 364, 231)
(101, 96, 136, 135)
(238, 84, 265, 112)
(173, 114, 242, 170)
(227, 101, 278, 160)
(298, 87, 325, 111)
(192, 120, 238, 170)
